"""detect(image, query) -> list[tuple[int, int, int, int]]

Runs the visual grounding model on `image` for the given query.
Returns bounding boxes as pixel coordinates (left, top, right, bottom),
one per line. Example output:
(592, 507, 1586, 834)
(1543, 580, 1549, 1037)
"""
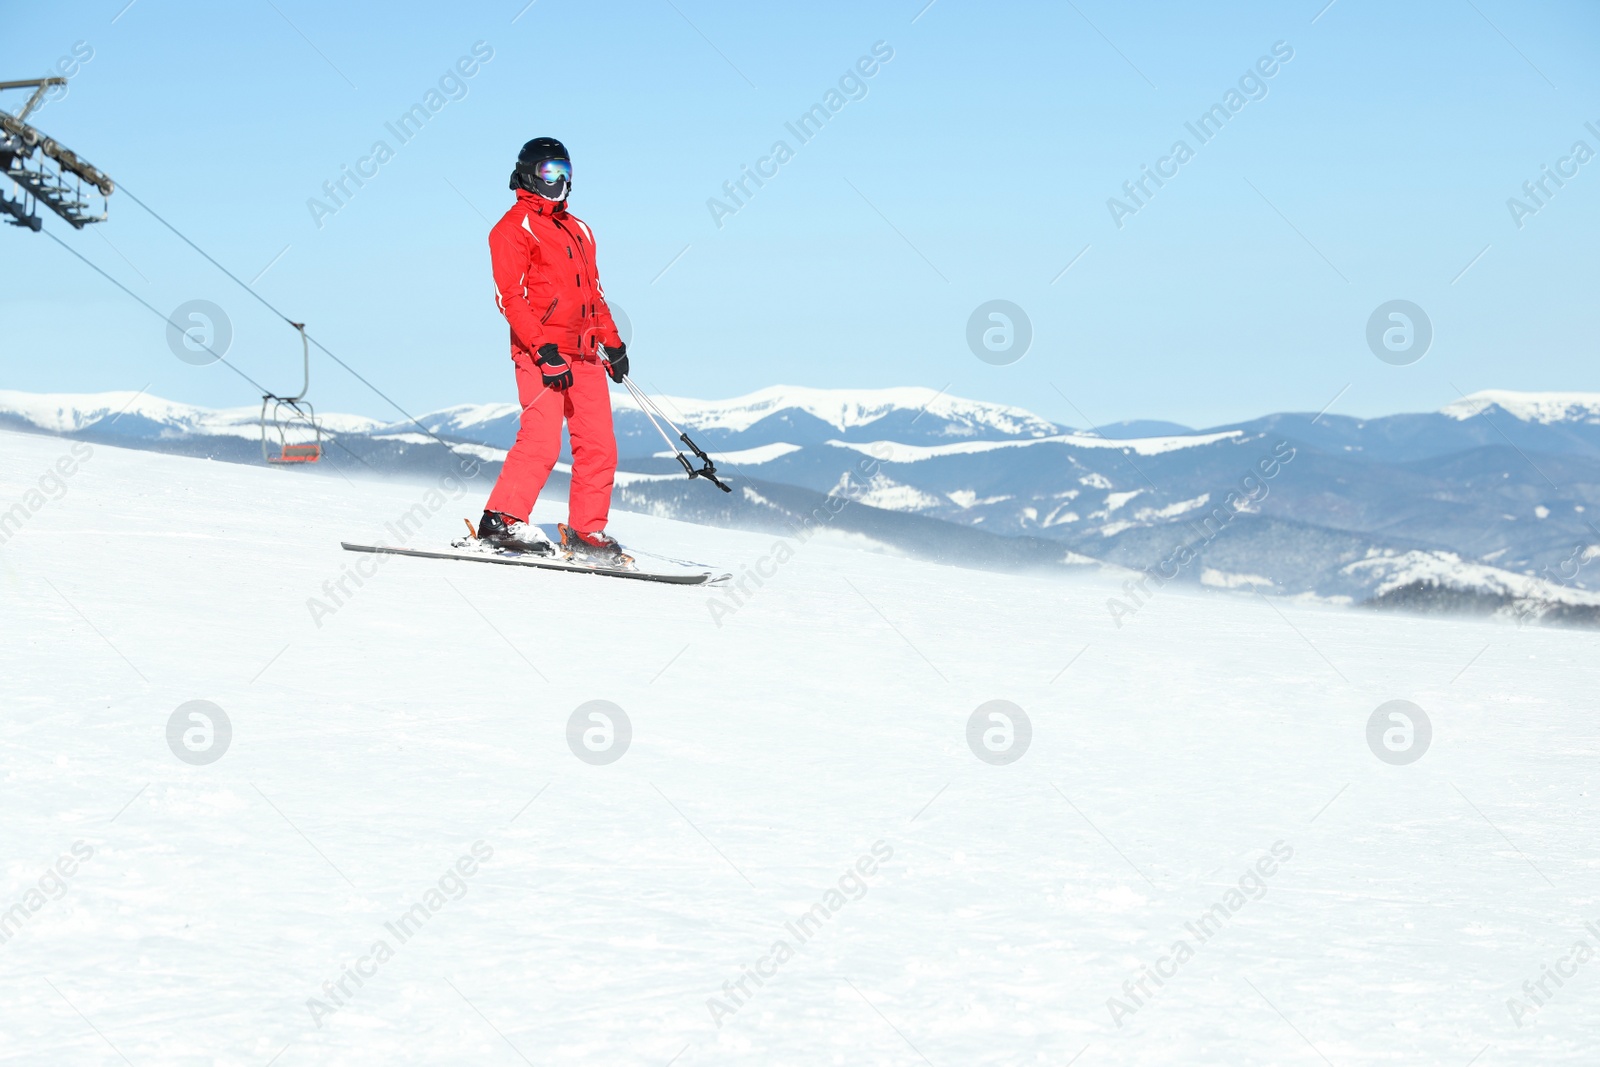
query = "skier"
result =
(477, 137, 629, 562)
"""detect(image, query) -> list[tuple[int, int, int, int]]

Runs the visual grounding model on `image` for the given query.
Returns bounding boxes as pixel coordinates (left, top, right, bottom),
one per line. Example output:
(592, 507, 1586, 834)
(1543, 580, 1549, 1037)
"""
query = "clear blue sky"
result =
(3, 0, 1597, 429)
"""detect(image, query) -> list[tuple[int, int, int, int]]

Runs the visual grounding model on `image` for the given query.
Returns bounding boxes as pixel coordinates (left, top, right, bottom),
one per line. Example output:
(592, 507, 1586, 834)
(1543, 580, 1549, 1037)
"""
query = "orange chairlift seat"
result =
(260, 323, 323, 465)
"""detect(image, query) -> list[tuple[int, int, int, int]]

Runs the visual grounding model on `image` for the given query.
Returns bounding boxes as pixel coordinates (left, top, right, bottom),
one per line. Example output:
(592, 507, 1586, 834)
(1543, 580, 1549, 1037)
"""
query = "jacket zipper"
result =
(552, 216, 596, 346)
(551, 213, 602, 354)
(540, 298, 558, 324)
(553, 216, 591, 276)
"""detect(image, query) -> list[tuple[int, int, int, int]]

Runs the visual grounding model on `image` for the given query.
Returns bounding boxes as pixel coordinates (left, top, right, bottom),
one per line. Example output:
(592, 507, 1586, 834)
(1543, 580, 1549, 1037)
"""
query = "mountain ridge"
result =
(5, 385, 1600, 623)
(13, 383, 1600, 443)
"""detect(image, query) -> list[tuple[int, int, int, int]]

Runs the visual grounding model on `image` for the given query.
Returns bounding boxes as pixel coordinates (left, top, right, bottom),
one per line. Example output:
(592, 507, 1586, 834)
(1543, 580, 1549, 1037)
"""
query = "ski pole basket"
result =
(260, 322, 324, 465)
(620, 374, 732, 493)
(672, 431, 732, 492)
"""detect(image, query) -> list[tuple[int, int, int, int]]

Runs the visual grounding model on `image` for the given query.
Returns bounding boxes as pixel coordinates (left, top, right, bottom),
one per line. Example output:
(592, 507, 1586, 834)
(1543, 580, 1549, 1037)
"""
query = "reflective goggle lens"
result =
(535, 159, 571, 184)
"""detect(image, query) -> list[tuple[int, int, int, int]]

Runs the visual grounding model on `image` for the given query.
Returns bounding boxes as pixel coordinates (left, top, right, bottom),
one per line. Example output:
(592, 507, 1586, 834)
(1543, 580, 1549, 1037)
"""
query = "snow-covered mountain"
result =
(6, 385, 1600, 621)
(0, 388, 385, 439)
(412, 385, 1064, 453)
(11, 383, 1600, 455)
(1441, 389, 1600, 424)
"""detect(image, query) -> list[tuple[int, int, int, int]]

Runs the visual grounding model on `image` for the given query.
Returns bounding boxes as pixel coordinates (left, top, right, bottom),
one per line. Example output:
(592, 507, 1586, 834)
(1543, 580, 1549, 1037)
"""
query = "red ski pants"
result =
(485, 356, 617, 531)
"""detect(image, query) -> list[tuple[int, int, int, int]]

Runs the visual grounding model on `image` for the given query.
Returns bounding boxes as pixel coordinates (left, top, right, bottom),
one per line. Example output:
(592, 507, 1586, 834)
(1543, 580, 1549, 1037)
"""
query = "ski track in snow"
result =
(2, 429, 1598, 1065)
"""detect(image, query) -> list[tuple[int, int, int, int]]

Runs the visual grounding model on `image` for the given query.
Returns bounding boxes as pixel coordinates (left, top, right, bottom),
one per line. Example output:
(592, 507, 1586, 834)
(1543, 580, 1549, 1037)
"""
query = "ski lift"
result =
(260, 323, 324, 464)
(1, 77, 113, 231)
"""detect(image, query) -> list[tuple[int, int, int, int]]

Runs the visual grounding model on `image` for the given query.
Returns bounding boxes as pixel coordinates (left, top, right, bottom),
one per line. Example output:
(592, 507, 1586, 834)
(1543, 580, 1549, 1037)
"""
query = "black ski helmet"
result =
(510, 137, 571, 201)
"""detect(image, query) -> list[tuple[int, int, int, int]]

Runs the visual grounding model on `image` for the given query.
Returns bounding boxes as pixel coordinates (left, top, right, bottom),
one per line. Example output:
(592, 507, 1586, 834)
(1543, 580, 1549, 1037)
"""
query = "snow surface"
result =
(1344, 549, 1600, 606)
(3, 429, 1599, 1065)
(611, 385, 1060, 437)
(828, 429, 1243, 464)
(413, 386, 1063, 439)
(654, 441, 802, 466)
(1134, 494, 1210, 522)
(0, 389, 383, 438)
(370, 433, 437, 446)
(1200, 568, 1277, 590)
(1442, 390, 1600, 424)
(413, 401, 520, 432)
(947, 490, 1016, 510)
(446, 443, 510, 464)
(17, 386, 1600, 452)
(833, 472, 947, 513)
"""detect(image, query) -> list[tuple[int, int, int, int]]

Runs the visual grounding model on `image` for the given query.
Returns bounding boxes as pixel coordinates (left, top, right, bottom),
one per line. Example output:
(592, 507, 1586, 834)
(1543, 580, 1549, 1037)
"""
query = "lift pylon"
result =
(1, 77, 114, 231)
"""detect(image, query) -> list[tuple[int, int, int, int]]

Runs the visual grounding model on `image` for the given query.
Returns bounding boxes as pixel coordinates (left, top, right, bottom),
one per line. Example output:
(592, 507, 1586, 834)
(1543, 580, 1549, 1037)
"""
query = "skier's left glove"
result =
(535, 344, 573, 391)
(601, 341, 628, 384)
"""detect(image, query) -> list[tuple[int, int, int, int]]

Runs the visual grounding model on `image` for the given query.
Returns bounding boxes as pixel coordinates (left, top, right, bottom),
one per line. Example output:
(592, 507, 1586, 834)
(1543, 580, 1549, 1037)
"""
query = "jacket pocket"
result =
(540, 298, 559, 324)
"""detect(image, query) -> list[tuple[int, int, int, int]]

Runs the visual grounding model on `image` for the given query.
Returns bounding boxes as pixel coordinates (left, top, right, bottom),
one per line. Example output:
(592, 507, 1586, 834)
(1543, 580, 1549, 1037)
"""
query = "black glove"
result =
(601, 341, 628, 384)
(535, 343, 572, 391)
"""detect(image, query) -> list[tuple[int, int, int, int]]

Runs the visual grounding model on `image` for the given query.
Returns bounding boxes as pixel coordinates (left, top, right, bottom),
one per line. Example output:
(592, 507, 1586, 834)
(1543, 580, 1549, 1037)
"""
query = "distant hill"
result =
(6, 385, 1600, 624)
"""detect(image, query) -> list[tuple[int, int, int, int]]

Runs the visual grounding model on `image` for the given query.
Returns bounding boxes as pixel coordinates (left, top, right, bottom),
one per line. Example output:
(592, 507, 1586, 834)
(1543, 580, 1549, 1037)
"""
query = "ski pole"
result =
(620, 375, 732, 493)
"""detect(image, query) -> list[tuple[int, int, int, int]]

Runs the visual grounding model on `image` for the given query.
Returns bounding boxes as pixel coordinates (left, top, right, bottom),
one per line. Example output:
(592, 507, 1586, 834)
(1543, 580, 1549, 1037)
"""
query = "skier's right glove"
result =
(535, 344, 573, 391)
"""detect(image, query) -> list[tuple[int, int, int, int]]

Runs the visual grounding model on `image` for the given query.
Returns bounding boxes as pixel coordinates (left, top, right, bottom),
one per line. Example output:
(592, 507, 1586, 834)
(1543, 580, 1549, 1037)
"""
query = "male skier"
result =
(477, 137, 629, 561)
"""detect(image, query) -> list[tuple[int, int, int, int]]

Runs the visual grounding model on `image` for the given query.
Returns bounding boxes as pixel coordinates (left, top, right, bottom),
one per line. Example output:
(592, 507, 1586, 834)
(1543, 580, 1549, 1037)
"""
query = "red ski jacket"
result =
(489, 190, 623, 364)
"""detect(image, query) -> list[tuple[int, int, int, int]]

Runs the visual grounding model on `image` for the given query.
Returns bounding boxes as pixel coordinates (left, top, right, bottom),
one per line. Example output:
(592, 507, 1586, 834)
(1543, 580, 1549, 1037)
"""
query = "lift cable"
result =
(115, 184, 461, 454)
(39, 225, 374, 473)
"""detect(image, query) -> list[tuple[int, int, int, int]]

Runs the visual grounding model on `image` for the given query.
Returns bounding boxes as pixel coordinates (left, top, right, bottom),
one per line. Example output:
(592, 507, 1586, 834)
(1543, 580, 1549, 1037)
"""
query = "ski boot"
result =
(477, 511, 555, 555)
(558, 524, 633, 566)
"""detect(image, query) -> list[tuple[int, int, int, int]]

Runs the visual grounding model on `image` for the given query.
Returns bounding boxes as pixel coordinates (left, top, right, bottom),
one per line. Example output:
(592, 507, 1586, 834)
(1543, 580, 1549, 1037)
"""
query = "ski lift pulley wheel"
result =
(260, 322, 324, 465)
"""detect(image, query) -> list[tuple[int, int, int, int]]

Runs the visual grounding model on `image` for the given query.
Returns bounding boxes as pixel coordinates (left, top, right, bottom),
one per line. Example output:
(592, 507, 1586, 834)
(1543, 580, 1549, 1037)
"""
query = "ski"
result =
(339, 539, 729, 585)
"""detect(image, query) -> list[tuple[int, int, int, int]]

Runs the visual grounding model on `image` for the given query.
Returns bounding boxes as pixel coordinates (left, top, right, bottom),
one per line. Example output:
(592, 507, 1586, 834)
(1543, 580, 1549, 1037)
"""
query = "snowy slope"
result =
(609, 384, 1062, 437)
(416, 385, 1060, 437)
(407, 385, 1065, 450)
(8, 387, 1600, 608)
(1442, 390, 1600, 424)
(0, 388, 383, 439)
(1344, 548, 1600, 603)
(13, 385, 1600, 450)
(827, 428, 1243, 462)
(3, 429, 1598, 1065)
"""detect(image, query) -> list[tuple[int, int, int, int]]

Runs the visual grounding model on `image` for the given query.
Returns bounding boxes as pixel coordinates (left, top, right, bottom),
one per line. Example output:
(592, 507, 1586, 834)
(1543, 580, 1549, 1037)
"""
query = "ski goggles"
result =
(534, 158, 571, 185)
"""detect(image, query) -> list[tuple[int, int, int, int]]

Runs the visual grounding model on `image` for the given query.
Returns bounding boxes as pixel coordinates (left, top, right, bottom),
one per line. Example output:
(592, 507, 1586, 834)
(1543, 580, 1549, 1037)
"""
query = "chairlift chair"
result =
(261, 323, 323, 465)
